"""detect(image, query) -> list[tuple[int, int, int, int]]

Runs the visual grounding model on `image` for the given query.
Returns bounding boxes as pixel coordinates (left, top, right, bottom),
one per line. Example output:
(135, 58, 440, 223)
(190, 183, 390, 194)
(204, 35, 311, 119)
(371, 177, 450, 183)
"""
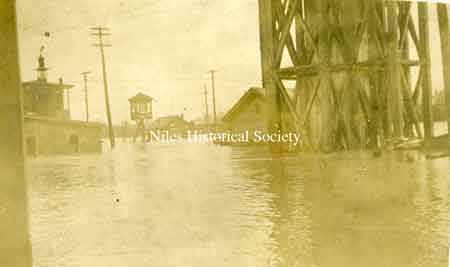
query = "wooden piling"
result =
(258, 0, 281, 152)
(316, 0, 336, 151)
(295, 0, 308, 148)
(436, 3, 450, 144)
(387, 2, 404, 138)
(368, 0, 381, 150)
(377, 3, 392, 140)
(0, 1, 33, 266)
(401, 3, 413, 137)
(418, 3, 434, 141)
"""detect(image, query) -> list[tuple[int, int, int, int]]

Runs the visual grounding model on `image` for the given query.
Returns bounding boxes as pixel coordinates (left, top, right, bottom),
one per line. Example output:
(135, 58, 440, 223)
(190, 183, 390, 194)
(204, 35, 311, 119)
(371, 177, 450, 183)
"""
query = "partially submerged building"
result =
(222, 87, 267, 141)
(23, 54, 104, 156)
(149, 115, 192, 138)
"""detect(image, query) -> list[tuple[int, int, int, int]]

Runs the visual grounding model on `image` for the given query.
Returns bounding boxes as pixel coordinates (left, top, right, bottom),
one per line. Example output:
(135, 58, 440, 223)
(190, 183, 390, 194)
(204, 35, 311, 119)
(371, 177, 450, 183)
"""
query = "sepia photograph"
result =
(1, 0, 450, 266)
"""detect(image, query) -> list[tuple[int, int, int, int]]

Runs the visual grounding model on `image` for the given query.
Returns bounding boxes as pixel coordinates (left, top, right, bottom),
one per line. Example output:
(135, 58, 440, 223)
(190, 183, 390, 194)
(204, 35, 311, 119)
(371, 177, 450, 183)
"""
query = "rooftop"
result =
(22, 80, 74, 90)
(129, 92, 153, 102)
(222, 87, 265, 122)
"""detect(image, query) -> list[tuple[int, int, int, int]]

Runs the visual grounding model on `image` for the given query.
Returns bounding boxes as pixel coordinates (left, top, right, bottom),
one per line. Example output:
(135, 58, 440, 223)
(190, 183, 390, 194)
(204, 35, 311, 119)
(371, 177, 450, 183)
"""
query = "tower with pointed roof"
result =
(22, 52, 73, 120)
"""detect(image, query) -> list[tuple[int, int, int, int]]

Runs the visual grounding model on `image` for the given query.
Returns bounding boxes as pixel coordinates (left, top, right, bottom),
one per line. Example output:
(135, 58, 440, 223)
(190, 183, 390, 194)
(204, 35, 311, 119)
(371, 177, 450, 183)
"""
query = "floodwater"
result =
(27, 135, 450, 266)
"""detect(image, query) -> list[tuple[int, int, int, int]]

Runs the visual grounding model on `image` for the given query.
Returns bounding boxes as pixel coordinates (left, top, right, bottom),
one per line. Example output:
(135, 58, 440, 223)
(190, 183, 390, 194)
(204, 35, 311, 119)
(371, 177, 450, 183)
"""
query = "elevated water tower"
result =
(129, 92, 153, 142)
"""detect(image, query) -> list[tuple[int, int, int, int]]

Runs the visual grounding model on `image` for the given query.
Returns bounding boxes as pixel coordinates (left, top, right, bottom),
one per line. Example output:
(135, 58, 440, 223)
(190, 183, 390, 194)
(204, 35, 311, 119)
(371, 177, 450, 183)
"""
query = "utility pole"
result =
(91, 27, 115, 149)
(81, 71, 91, 122)
(203, 84, 209, 123)
(0, 1, 33, 266)
(208, 70, 218, 123)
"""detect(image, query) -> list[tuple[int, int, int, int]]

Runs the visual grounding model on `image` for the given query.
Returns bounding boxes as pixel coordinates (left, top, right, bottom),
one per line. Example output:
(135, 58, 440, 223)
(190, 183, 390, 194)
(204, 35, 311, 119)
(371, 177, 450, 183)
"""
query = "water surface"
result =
(28, 140, 450, 267)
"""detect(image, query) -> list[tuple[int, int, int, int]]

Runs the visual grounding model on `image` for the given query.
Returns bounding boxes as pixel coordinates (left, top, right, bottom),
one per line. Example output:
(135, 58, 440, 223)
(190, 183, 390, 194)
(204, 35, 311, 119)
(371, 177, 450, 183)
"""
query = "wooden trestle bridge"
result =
(258, 0, 450, 152)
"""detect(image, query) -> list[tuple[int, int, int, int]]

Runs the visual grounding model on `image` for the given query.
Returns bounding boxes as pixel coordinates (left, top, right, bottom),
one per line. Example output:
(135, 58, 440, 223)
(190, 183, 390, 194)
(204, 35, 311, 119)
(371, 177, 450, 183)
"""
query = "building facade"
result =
(23, 54, 104, 156)
(24, 116, 103, 156)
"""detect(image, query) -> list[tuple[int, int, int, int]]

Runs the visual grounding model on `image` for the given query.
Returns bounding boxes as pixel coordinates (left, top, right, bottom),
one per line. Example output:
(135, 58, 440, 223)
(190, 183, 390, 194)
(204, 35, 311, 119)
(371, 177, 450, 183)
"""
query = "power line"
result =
(66, 76, 259, 84)
(91, 26, 115, 149)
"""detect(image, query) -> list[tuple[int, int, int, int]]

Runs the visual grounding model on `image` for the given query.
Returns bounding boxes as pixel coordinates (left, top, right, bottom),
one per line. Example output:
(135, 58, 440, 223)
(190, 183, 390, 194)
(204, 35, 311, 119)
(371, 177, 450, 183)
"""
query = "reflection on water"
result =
(27, 140, 450, 267)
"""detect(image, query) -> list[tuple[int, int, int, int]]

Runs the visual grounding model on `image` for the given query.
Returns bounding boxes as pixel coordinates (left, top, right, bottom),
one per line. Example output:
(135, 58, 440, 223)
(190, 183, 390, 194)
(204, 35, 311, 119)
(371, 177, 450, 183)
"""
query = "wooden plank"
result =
(412, 67, 423, 104)
(278, 61, 379, 77)
(0, 1, 33, 266)
(274, 74, 302, 137)
(400, 69, 423, 138)
(398, 2, 412, 51)
(302, 78, 322, 127)
(376, 1, 392, 138)
(296, 14, 322, 60)
(273, 0, 300, 67)
(407, 15, 421, 57)
(374, 3, 388, 54)
(357, 84, 371, 125)
(295, 0, 309, 138)
(400, 1, 414, 137)
(329, 76, 350, 149)
(274, 0, 299, 66)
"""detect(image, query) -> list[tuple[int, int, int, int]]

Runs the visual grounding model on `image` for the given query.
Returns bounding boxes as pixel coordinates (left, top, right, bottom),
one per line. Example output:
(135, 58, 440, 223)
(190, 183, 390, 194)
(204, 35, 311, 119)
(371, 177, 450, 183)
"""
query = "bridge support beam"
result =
(258, 0, 282, 152)
(418, 3, 434, 142)
(387, 2, 404, 138)
(257, 0, 446, 152)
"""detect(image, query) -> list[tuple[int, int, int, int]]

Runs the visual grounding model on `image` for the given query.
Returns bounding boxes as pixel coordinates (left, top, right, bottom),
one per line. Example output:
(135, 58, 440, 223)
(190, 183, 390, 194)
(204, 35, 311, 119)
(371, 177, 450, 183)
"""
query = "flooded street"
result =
(27, 141, 450, 267)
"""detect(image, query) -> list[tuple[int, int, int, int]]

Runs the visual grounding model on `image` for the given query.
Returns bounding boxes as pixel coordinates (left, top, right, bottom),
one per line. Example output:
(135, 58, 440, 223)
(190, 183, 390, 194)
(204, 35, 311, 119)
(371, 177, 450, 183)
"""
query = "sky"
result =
(14, 0, 449, 124)
(16, 0, 262, 124)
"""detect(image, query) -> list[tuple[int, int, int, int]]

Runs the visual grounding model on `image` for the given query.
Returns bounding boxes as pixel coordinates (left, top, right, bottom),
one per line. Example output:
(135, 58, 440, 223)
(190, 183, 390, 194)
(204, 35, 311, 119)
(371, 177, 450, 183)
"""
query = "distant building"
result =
(129, 92, 153, 142)
(149, 115, 192, 137)
(222, 87, 267, 141)
(129, 92, 153, 121)
(22, 54, 73, 120)
(23, 54, 104, 156)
